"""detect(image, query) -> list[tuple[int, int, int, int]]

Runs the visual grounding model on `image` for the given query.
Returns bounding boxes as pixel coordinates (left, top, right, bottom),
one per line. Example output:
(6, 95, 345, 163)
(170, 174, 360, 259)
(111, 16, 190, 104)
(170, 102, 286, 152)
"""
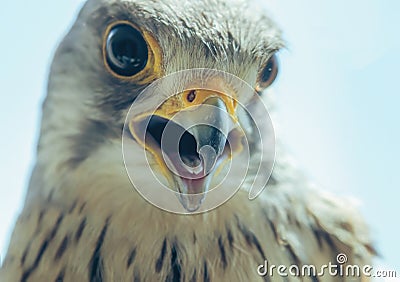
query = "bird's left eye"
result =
(105, 24, 149, 77)
(257, 54, 279, 91)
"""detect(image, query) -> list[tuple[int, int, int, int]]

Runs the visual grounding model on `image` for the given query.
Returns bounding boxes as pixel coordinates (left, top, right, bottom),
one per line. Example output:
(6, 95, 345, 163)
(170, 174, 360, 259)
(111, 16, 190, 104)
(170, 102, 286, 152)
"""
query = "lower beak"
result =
(129, 90, 242, 212)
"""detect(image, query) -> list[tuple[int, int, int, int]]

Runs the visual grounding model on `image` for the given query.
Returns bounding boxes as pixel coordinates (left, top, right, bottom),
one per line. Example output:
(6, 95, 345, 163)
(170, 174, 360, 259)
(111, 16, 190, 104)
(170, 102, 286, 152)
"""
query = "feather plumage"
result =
(0, 0, 374, 281)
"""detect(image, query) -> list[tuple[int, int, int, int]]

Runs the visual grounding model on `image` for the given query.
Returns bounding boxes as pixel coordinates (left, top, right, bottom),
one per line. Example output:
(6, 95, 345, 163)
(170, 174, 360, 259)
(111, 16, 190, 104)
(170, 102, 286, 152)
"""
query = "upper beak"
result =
(129, 89, 242, 212)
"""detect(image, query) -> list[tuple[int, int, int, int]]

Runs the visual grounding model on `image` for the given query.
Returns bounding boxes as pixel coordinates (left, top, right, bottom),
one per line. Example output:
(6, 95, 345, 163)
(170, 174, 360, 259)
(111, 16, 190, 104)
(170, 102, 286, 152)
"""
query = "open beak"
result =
(129, 89, 243, 211)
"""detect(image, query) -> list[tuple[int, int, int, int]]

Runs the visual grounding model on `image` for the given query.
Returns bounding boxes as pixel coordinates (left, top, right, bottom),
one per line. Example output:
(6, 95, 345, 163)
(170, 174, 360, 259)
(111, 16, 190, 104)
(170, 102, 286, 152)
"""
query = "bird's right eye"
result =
(105, 24, 149, 77)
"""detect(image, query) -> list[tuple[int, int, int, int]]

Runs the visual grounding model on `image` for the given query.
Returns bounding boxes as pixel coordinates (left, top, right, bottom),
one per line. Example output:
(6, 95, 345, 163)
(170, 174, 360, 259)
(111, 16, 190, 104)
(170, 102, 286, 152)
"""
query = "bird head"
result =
(33, 0, 283, 212)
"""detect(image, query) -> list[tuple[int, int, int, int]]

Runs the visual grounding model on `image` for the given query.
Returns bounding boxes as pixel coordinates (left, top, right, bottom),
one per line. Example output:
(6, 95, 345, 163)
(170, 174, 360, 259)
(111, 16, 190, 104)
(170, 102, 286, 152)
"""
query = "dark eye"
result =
(105, 24, 148, 77)
(258, 54, 279, 90)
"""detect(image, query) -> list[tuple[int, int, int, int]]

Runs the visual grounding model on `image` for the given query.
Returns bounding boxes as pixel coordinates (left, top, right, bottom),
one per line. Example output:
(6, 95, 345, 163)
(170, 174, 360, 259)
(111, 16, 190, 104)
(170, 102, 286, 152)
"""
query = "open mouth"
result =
(146, 115, 239, 186)
(129, 91, 243, 211)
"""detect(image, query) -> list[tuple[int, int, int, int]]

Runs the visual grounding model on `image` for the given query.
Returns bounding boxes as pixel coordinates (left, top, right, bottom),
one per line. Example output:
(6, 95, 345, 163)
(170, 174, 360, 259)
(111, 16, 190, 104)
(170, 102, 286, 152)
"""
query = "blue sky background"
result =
(0, 0, 399, 273)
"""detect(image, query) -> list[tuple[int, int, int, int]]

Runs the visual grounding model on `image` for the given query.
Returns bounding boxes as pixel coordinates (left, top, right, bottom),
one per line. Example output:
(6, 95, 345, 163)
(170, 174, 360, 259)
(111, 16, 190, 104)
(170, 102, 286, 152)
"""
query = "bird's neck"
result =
(30, 138, 269, 237)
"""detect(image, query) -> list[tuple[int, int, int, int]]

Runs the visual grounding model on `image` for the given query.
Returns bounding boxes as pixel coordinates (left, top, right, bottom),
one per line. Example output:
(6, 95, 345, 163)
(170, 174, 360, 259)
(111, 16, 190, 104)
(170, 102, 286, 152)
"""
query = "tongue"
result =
(162, 151, 208, 191)
(161, 151, 212, 212)
(159, 128, 223, 211)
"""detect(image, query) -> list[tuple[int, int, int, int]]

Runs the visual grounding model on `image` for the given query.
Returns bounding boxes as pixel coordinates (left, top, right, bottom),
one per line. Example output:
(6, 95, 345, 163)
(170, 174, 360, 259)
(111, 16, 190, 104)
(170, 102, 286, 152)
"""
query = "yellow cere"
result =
(154, 89, 238, 121)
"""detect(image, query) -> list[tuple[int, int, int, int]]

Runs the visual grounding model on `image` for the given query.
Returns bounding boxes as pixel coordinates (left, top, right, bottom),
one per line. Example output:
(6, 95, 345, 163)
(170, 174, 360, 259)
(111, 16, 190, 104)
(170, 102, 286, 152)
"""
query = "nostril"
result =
(186, 90, 197, 103)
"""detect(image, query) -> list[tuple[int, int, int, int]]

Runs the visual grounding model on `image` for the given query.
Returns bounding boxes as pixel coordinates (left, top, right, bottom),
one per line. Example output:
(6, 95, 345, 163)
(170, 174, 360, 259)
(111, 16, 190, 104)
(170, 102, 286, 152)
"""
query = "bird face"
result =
(126, 76, 247, 211)
(41, 0, 283, 212)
